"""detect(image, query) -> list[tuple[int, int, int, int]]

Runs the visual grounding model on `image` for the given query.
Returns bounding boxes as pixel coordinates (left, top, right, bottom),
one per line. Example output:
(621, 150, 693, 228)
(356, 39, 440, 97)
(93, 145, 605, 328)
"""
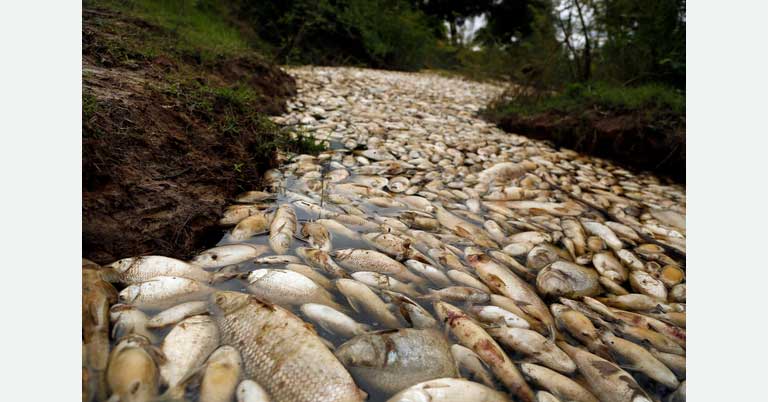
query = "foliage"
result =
(487, 82, 685, 117)
(85, 0, 253, 60)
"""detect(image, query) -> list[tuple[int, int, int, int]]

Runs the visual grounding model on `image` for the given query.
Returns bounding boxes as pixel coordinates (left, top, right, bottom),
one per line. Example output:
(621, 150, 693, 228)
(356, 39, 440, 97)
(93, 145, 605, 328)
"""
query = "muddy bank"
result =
(485, 109, 686, 184)
(82, 8, 296, 264)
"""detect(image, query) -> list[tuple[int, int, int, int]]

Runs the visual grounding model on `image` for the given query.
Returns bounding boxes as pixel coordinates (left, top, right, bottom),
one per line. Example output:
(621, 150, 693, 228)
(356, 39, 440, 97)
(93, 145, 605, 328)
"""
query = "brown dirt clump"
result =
(488, 109, 685, 184)
(82, 9, 296, 264)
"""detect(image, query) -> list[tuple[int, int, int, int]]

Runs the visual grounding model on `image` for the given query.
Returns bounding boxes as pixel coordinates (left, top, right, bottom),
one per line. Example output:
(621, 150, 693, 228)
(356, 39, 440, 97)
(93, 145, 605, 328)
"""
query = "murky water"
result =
(94, 67, 686, 402)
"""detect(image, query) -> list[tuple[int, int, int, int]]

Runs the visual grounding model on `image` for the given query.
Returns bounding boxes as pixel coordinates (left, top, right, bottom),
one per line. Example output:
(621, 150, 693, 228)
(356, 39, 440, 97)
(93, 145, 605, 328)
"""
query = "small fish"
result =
(301, 221, 332, 250)
(581, 221, 624, 250)
(146, 301, 209, 329)
(333, 248, 425, 284)
(191, 244, 268, 269)
(336, 279, 405, 328)
(220, 204, 269, 226)
(599, 330, 679, 389)
(199, 346, 243, 402)
(159, 315, 220, 399)
(433, 302, 534, 402)
(351, 271, 419, 296)
(229, 213, 271, 241)
(469, 305, 530, 329)
(106, 335, 161, 402)
(109, 304, 156, 342)
(418, 286, 491, 304)
(246, 269, 342, 309)
(558, 341, 651, 402)
(405, 259, 452, 287)
(301, 303, 371, 337)
(386, 378, 511, 402)
(451, 344, 497, 388)
(103, 256, 212, 284)
(488, 327, 576, 374)
(520, 363, 598, 402)
(269, 204, 298, 254)
(119, 276, 212, 310)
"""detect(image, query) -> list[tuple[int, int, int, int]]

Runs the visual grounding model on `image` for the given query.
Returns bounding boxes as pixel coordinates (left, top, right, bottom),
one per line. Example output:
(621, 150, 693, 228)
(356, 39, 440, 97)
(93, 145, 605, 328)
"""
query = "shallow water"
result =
(101, 67, 686, 402)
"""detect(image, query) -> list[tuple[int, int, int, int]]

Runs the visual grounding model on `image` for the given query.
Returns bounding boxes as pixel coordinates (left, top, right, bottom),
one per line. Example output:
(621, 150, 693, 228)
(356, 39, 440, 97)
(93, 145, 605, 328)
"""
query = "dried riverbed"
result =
(83, 67, 686, 402)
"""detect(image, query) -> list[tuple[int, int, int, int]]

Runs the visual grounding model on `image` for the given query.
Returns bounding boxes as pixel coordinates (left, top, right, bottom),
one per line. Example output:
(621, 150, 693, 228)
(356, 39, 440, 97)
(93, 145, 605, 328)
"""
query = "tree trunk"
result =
(572, 0, 592, 81)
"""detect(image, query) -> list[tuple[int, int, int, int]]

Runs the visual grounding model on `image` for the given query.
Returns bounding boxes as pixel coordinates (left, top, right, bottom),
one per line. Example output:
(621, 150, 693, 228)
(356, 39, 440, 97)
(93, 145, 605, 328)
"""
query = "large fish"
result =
(208, 291, 365, 402)
(335, 329, 458, 394)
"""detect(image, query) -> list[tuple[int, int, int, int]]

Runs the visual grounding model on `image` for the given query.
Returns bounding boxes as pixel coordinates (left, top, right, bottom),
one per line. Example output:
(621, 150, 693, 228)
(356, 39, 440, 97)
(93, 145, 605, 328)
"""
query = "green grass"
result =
(86, 0, 252, 60)
(492, 82, 685, 117)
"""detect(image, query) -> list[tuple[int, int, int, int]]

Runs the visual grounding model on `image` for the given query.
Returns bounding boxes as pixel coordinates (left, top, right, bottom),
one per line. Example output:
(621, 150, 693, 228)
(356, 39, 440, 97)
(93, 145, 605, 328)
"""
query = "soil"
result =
(82, 9, 296, 264)
(488, 109, 686, 184)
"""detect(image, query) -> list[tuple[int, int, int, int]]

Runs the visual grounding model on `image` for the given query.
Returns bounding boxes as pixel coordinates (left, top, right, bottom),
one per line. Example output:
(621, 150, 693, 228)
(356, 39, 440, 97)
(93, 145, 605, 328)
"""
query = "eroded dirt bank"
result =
(82, 9, 296, 264)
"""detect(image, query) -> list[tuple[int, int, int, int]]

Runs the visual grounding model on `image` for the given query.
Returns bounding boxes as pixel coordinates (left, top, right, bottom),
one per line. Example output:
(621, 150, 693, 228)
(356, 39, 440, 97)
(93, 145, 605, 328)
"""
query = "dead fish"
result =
(229, 213, 271, 241)
(599, 330, 679, 389)
(269, 204, 298, 254)
(488, 327, 576, 374)
(537, 261, 602, 299)
(335, 328, 458, 394)
(301, 303, 371, 337)
(192, 244, 267, 269)
(613, 323, 685, 355)
(478, 161, 537, 183)
(236, 380, 271, 402)
(386, 377, 511, 402)
(629, 270, 668, 301)
(469, 305, 530, 329)
(119, 276, 213, 310)
(551, 304, 609, 359)
(537, 390, 562, 402)
(418, 286, 491, 304)
(669, 284, 686, 303)
(351, 271, 419, 296)
(436, 205, 498, 248)
(254, 255, 302, 265)
(357, 148, 395, 161)
(294, 247, 350, 278)
(300, 221, 332, 250)
(488, 250, 536, 280)
(146, 301, 209, 329)
(616, 249, 646, 271)
(159, 315, 220, 399)
(561, 219, 587, 256)
(246, 269, 341, 309)
(447, 269, 490, 292)
(208, 291, 365, 402)
(103, 256, 213, 284)
(597, 294, 668, 312)
(593, 252, 629, 283)
(433, 302, 534, 402)
(106, 335, 161, 402)
(659, 265, 685, 287)
(83, 269, 118, 401)
(235, 191, 274, 203)
(220, 204, 269, 226)
(520, 363, 598, 402)
(649, 348, 686, 379)
(666, 381, 686, 402)
(336, 279, 405, 328)
(525, 245, 559, 272)
(466, 248, 554, 338)
(451, 344, 497, 388)
(363, 232, 414, 260)
(318, 218, 362, 240)
(558, 342, 652, 402)
(325, 169, 351, 183)
(199, 346, 242, 402)
(283, 263, 335, 290)
(109, 304, 156, 342)
(333, 248, 425, 284)
(581, 221, 624, 250)
(405, 259, 452, 287)
(383, 290, 438, 329)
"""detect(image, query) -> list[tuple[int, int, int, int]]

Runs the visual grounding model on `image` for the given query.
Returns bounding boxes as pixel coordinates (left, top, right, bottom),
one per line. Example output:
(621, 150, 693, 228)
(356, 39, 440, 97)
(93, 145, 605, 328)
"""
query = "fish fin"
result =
(343, 294, 361, 313)
(210, 272, 240, 284)
(547, 323, 557, 343)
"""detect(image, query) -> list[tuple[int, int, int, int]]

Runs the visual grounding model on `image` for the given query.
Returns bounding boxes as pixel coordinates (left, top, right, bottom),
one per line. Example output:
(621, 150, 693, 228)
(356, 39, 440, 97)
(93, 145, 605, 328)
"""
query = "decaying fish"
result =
(301, 303, 371, 337)
(192, 244, 268, 269)
(269, 204, 298, 254)
(146, 301, 209, 329)
(106, 334, 161, 402)
(119, 276, 213, 310)
(246, 268, 341, 309)
(386, 378, 511, 402)
(301, 221, 332, 251)
(434, 302, 534, 402)
(229, 213, 271, 241)
(599, 330, 679, 389)
(451, 344, 497, 388)
(160, 315, 220, 399)
(336, 279, 405, 328)
(487, 326, 576, 374)
(199, 346, 242, 402)
(83, 268, 118, 402)
(209, 291, 365, 402)
(103, 256, 213, 284)
(520, 363, 598, 402)
(536, 260, 602, 299)
(336, 328, 457, 394)
(109, 304, 156, 342)
(333, 248, 425, 284)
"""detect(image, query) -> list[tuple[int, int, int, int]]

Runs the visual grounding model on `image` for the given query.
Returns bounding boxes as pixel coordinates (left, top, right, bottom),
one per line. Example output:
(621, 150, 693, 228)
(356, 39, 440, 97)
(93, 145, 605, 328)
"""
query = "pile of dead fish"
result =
(83, 67, 686, 402)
